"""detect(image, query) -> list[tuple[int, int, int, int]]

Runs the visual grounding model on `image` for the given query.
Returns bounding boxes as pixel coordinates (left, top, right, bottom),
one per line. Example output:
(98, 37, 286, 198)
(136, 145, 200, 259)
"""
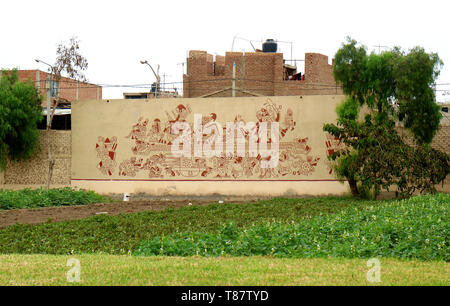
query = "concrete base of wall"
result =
(71, 180, 350, 197)
(2, 184, 70, 190)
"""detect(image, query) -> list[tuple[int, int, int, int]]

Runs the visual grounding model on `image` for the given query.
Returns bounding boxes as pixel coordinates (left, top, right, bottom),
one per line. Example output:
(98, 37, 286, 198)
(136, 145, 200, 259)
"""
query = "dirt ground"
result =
(1, 183, 447, 229)
(0, 197, 261, 229)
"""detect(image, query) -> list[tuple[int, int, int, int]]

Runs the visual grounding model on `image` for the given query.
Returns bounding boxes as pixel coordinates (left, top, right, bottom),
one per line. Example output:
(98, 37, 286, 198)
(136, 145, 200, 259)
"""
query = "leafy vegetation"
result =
(134, 194, 449, 261)
(1, 195, 447, 262)
(0, 187, 108, 210)
(0, 69, 43, 170)
(0, 197, 382, 255)
(324, 38, 449, 198)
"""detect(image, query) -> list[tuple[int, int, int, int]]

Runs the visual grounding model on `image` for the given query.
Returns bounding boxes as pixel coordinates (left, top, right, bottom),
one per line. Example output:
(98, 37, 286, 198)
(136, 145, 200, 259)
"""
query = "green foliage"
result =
(324, 38, 449, 198)
(333, 37, 442, 144)
(394, 47, 443, 144)
(0, 187, 108, 210)
(394, 144, 450, 197)
(325, 112, 449, 198)
(0, 197, 382, 255)
(0, 70, 43, 170)
(336, 96, 360, 121)
(134, 194, 449, 262)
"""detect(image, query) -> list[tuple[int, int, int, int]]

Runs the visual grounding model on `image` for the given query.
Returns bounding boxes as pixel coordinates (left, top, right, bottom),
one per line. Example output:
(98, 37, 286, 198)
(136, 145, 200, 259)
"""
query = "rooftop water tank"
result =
(262, 39, 277, 53)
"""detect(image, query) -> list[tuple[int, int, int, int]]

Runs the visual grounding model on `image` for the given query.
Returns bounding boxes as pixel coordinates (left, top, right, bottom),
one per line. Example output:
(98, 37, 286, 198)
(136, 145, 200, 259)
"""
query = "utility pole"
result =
(232, 62, 236, 97)
(140, 60, 160, 98)
(161, 73, 171, 93)
(46, 75, 51, 126)
(35, 59, 53, 127)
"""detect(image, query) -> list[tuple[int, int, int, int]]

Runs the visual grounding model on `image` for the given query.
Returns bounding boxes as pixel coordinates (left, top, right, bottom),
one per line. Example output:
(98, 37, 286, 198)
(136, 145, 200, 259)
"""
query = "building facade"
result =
(18, 70, 102, 106)
(183, 50, 343, 98)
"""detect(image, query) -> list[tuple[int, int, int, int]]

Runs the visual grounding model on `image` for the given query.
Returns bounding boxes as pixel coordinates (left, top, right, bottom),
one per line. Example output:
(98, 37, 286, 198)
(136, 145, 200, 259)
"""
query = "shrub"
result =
(0, 187, 108, 210)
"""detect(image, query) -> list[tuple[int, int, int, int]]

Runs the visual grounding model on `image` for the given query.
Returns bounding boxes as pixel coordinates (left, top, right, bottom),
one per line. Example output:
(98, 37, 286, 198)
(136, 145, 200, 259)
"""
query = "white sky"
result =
(1, 0, 449, 102)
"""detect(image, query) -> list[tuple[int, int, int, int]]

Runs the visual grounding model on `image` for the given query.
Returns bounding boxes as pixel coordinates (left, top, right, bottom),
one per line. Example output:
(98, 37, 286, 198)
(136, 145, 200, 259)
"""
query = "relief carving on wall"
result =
(95, 136, 118, 176)
(324, 132, 345, 174)
(95, 99, 322, 180)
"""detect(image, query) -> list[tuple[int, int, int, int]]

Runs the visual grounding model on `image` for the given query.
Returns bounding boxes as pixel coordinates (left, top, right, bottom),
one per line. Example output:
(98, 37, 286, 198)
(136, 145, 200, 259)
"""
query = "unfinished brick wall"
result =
(4, 131, 71, 185)
(18, 70, 102, 106)
(183, 50, 342, 98)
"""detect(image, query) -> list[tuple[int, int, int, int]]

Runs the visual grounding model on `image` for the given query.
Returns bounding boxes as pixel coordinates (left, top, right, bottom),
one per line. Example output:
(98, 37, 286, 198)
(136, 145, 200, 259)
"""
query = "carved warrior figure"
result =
(95, 136, 118, 176)
(256, 100, 281, 123)
(281, 108, 296, 137)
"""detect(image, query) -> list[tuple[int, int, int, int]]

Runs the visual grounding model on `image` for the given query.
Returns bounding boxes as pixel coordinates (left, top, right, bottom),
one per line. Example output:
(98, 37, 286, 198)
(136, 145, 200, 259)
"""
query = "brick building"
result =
(183, 50, 342, 98)
(17, 70, 102, 129)
(18, 70, 102, 107)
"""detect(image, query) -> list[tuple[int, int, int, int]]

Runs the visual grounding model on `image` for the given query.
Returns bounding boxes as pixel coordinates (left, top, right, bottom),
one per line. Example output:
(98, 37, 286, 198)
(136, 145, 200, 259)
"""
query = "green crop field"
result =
(0, 193, 448, 286)
(0, 196, 386, 254)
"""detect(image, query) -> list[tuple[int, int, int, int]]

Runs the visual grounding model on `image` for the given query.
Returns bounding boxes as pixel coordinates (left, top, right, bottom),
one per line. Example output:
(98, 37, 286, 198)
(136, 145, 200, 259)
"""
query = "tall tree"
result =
(0, 69, 43, 170)
(324, 38, 449, 198)
(45, 37, 88, 188)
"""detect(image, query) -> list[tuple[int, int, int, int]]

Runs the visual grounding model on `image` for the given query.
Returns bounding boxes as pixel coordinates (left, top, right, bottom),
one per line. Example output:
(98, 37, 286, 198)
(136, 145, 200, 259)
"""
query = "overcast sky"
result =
(1, 0, 449, 102)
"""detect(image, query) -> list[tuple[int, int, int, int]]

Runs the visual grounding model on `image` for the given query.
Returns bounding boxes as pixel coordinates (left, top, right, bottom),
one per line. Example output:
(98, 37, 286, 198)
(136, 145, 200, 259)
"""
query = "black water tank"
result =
(262, 39, 277, 53)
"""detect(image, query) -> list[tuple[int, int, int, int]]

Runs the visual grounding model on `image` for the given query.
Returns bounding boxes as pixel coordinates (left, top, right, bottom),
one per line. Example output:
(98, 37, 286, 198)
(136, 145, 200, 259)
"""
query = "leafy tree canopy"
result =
(324, 38, 449, 198)
(333, 37, 443, 144)
(0, 69, 43, 170)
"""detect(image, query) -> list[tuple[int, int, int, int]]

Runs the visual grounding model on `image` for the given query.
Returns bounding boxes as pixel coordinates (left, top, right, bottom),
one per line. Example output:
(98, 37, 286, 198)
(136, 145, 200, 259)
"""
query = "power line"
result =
(30, 77, 343, 90)
(29, 77, 450, 92)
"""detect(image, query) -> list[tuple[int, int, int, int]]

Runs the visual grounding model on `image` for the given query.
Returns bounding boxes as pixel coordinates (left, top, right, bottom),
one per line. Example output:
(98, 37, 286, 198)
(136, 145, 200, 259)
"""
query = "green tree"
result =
(0, 69, 43, 170)
(324, 38, 449, 198)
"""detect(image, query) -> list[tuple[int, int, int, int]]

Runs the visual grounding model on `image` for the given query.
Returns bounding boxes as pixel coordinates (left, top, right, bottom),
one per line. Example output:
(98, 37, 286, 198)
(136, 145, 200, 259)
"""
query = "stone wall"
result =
(71, 95, 350, 196)
(1, 106, 448, 194)
(432, 126, 450, 154)
(4, 130, 71, 185)
(397, 126, 450, 155)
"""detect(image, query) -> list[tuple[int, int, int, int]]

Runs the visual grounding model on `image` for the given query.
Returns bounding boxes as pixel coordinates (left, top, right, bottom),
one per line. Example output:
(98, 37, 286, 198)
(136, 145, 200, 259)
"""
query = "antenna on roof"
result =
(232, 36, 257, 52)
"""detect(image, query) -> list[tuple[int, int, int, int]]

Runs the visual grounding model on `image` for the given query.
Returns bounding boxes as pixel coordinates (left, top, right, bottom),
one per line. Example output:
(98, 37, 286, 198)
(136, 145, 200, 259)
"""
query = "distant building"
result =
(123, 90, 180, 100)
(183, 42, 342, 98)
(17, 70, 102, 106)
(17, 70, 102, 130)
(440, 104, 450, 126)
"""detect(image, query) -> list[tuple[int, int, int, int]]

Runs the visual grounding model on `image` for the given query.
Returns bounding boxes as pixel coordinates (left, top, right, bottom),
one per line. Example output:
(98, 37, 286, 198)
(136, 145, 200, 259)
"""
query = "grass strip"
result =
(0, 254, 448, 286)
